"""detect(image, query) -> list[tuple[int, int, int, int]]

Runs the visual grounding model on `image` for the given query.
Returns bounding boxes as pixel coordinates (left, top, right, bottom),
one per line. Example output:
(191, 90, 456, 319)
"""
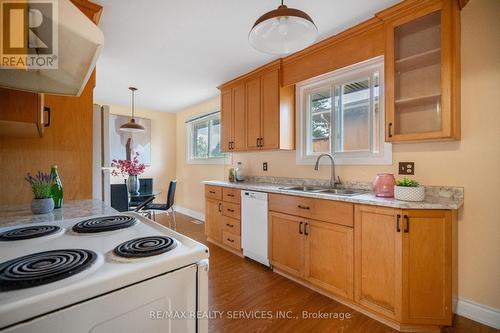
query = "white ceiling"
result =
(93, 0, 401, 112)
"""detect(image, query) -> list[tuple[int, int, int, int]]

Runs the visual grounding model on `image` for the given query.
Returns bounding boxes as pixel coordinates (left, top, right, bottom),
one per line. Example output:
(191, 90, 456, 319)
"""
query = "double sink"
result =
(278, 186, 364, 197)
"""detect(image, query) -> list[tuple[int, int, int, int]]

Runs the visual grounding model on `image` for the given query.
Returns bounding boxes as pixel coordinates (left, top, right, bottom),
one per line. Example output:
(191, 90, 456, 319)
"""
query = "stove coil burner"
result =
(0, 249, 97, 291)
(0, 225, 62, 241)
(72, 215, 137, 233)
(113, 236, 177, 258)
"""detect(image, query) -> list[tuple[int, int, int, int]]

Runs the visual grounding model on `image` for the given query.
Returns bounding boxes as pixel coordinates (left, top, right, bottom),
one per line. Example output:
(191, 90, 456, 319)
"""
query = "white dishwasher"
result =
(241, 190, 269, 266)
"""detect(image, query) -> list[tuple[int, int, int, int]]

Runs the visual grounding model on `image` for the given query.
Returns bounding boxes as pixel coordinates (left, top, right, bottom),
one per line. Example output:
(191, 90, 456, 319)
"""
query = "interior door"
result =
(220, 89, 232, 152)
(261, 69, 280, 149)
(232, 83, 246, 151)
(354, 205, 402, 320)
(305, 219, 354, 299)
(205, 198, 222, 243)
(268, 211, 305, 278)
(245, 77, 261, 150)
(401, 210, 452, 325)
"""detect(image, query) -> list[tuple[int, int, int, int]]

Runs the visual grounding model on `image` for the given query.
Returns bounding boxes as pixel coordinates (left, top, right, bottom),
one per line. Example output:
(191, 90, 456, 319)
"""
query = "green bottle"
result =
(50, 165, 63, 209)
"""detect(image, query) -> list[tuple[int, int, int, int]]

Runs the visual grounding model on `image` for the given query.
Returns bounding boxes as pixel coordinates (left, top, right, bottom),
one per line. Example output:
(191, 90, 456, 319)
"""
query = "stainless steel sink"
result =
(278, 186, 364, 196)
(278, 186, 325, 192)
(315, 188, 363, 196)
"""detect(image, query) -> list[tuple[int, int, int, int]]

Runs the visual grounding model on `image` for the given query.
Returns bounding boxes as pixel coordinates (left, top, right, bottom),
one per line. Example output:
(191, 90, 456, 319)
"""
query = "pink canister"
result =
(373, 173, 396, 197)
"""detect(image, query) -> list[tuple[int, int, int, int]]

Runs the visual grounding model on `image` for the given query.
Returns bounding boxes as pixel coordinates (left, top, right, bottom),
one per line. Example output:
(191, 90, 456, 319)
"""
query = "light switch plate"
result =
(263, 162, 268, 171)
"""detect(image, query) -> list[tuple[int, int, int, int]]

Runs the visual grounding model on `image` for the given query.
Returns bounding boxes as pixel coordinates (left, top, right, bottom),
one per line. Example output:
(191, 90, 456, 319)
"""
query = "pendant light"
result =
(249, 0, 318, 55)
(120, 87, 145, 132)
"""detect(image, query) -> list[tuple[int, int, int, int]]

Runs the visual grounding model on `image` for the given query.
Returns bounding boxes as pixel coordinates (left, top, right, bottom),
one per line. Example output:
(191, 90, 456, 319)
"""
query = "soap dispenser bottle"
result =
(235, 162, 244, 182)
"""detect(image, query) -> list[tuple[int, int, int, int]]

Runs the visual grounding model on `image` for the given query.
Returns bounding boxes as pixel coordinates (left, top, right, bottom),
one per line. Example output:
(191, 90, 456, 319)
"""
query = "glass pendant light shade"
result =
(249, 3, 318, 55)
(120, 87, 145, 132)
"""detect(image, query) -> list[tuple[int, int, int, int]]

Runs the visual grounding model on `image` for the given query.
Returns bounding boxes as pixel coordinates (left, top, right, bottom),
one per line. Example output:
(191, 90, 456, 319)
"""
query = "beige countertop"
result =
(0, 199, 118, 228)
(203, 180, 464, 210)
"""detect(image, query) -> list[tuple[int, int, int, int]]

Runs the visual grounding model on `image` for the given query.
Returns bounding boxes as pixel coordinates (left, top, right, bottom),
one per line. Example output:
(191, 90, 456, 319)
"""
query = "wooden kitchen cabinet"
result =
(354, 204, 456, 329)
(269, 211, 305, 277)
(384, 0, 460, 142)
(205, 198, 223, 243)
(219, 60, 294, 152)
(401, 209, 453, 326)
(305, 219, 353, 299)
(0, 88, 49, 137)
(354, 205, 403, 320)
(220, 83, 246, 151)
(204, 185, 242, 255)
(269, 200, 354, 301)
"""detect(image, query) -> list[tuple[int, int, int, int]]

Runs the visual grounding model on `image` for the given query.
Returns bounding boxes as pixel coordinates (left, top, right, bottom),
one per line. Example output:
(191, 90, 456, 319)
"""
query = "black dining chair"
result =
(145, 180, 177, 228)
(110, 184, 129, 212)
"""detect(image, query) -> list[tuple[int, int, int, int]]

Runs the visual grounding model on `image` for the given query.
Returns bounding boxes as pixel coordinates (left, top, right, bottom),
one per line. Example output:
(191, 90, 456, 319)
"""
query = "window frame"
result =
(186, 111, 231, 165)
(296, 56, 392, 165)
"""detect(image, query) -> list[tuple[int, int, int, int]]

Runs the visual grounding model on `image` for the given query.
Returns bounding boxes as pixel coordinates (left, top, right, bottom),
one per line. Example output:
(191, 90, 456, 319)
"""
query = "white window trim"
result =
(186, 111, 231, 165)
(296, 56, 392, 166)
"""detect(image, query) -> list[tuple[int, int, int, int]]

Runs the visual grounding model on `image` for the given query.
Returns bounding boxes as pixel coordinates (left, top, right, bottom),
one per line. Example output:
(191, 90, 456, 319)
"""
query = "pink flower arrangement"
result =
(111, 152, 146, 176)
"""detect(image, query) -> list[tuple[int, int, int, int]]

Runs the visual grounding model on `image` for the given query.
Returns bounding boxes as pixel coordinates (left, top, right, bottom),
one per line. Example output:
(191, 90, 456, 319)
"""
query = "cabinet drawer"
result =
(205, 185, 222, 200)
(222, 216, 241, 234)
(269, 193, 353, 227)
(223, 187, 241, 204)
(222, 231, 241, 250)
(222, 202, 240, 219)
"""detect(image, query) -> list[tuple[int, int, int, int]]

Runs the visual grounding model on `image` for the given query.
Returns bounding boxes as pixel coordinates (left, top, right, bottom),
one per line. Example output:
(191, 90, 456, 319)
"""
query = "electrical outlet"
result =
(263, 162, 268, 171)
(399, 162, 415, 175)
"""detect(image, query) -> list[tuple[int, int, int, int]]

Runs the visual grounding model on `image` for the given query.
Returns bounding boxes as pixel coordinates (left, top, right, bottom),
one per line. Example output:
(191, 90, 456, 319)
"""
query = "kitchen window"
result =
(187, 111, 230, 164)
(296, 56, 391, 165)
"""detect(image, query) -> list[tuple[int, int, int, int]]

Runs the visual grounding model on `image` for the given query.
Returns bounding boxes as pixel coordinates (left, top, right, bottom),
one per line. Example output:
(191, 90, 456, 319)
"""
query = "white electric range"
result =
(0, 212, 209, 333)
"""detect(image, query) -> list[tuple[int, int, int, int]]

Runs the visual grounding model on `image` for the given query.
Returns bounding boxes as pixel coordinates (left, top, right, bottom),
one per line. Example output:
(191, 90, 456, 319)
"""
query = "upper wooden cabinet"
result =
(219, 61, 295, 152)
(0, 89, 49, 137)
(384, 0, 460, 142)
(354, 205, 456, 329)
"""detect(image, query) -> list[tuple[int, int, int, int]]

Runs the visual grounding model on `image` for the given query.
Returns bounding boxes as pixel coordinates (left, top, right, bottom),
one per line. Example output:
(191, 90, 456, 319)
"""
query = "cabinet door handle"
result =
(403, 215, 409, 233)
(388, 122, 393, 138)
(227, 194, 234, 197)
(209, 191, 216, 194)
(396, 214, 401, 232)
(226, 223, 234, 228)
(218, 202, 222, 212)
(43, 107, 51, 127)
(260, 137, 264, 147)
(227, 208, 235, 213)
(226, 238, 234, 243)
(304, 223, 309, 236)
(299, 222, 303, 235)
(256, 138, 260, 147)
(297, 205, 310, 210)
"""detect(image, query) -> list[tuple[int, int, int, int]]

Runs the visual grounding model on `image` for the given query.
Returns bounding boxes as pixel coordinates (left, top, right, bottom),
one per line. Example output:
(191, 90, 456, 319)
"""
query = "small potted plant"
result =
(394, 177, 425, 202)
(111, 152, 146, 195)
(25, 172, 54, 214)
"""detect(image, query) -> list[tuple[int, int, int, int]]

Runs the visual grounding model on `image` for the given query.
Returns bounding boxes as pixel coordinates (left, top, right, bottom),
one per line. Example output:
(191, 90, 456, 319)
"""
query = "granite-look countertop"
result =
(0, 199, 118, 228)
(203, 180, 464, 210)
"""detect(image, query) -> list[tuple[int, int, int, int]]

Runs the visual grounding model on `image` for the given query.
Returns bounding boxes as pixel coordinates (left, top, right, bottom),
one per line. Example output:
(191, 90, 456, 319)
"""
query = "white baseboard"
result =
(174, 205, 205, 222)
(456, 298, 500, 329)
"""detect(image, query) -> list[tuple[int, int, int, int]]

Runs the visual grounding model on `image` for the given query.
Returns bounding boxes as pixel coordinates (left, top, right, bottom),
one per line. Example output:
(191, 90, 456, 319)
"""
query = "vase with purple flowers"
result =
(25, 171, 54, 214)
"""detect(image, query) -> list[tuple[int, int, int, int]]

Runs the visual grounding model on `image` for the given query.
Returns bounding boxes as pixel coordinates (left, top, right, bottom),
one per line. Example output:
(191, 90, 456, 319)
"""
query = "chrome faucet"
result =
(314, 153, 341, 188)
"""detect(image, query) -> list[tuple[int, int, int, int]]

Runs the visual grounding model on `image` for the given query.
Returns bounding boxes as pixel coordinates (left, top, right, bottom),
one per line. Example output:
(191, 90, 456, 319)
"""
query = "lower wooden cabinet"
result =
(305, 219, 353, 299)
(401, 209, 453, 326)
(354, 205, 402, 320)
(269, 211, 354, 300)
(269, 212, 305, 277)
(205, 198, 222, 243)
(354, 205, 456, 328)
(205, 185, 242, 255)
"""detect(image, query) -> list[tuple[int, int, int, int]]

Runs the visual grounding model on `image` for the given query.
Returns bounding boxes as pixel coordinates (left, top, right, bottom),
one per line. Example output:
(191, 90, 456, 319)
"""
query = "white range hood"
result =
(0, 0, 104, 96)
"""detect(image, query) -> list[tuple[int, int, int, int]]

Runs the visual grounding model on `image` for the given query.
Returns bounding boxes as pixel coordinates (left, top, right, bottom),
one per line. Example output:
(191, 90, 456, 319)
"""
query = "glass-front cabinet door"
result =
(384, 0, 460, 142)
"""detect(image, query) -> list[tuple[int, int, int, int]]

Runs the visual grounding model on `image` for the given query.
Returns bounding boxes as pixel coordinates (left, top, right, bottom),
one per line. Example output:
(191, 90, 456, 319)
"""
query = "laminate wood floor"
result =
(155, 212, 498, 333)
